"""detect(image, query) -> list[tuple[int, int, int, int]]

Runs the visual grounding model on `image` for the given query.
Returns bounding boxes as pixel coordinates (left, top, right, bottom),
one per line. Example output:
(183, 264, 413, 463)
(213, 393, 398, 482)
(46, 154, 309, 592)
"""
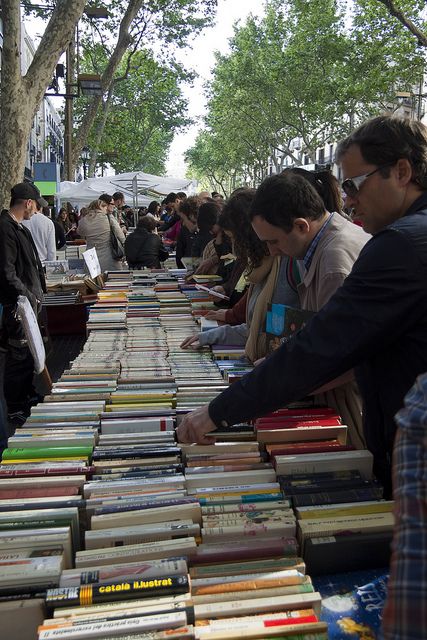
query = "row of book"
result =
(0, 268, 393, 638)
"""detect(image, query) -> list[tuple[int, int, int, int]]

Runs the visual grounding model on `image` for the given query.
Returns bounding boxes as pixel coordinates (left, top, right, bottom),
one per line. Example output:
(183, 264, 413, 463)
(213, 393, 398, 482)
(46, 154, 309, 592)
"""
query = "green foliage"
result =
(75, 51, 190, 173)
(187, 0, 426, 186)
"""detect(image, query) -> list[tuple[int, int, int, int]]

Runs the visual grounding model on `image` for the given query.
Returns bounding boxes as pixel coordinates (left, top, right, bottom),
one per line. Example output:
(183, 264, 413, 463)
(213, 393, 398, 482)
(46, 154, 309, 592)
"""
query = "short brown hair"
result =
(249, 173, 325, 233)
(336, 115, 427, 189)
(137, 216, 156, 232)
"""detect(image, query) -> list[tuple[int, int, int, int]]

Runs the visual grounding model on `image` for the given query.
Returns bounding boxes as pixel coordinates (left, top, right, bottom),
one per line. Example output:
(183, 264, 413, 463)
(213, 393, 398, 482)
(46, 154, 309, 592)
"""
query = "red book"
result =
(260, 407, 338, 419)
(267, 442, 354, 457)
(255, 418, 342, 430)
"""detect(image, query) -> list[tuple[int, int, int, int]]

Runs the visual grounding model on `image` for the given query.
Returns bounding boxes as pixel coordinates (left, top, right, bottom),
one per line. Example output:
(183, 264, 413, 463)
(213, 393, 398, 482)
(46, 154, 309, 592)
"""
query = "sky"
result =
(23, 0, 266, 179)
(165, 0, 266, 178)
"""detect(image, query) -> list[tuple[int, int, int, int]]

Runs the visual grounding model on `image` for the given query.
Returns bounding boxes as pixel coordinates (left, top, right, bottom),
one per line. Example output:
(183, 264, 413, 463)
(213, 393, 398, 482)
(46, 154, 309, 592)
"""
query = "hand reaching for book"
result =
(176, 405, 217, 444)
(204, 308, 227, 321)
(180, 335, 201, 349)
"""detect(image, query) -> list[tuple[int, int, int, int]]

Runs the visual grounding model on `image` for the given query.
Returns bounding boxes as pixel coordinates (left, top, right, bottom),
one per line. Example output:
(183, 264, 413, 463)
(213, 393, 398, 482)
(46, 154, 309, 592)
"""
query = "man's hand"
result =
(210, 285, 226, 295)
(176, 405, 217, 444)
(253, 356, 266, 367)
(205, 309, 227, 322)
(180, 335, 201, 349)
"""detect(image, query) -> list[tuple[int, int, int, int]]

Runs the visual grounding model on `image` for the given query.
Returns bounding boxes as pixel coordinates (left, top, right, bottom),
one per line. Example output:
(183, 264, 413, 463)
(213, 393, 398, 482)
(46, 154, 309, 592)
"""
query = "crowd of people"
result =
(0, 115, 426, 638)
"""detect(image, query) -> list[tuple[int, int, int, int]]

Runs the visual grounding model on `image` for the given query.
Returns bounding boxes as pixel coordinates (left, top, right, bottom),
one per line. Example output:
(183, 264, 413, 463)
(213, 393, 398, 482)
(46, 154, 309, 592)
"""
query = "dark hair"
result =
(138, 216, 156, 232)
(177, 192, 187, 199)
(58, 207, 68, 216)
(197, 201, 221, 233)
(179, 195, 200, 222)
(112, 191, 124, 201)
(336, 115, 427, 189)
(249, 173, 325, 232)
(165, 192, 178, 204)
(211, 191, 221, 198)
(282, 168, 342, 212)
(99, 193, 113, 205)
(147, 201, 159, 215)
(219, 188, 267, 270)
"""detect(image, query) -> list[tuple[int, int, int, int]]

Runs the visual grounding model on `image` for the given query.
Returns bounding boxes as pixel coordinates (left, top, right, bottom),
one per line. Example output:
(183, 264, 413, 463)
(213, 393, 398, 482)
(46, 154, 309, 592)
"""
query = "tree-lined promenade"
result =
(0, 0, 426, 206)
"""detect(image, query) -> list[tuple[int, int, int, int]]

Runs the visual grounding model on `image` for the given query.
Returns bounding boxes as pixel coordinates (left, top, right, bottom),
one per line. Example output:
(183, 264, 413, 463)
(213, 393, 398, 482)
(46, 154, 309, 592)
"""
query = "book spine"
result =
(46, 575, 190, 608)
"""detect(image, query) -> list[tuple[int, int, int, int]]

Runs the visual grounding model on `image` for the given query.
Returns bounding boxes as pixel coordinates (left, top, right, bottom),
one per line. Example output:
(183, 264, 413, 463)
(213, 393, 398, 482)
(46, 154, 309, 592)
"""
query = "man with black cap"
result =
(0, 182, 47, 446)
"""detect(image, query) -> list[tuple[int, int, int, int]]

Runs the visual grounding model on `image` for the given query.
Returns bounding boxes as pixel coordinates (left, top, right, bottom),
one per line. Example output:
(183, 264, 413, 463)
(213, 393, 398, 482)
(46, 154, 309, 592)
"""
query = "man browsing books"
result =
(177, 115, 427, 498)
(0, 182, 47, 444)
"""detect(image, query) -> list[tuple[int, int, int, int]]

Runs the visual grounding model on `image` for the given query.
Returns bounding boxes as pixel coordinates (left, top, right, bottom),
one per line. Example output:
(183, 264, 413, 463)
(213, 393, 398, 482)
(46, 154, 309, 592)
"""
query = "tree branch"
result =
(377, 0, 427, 47)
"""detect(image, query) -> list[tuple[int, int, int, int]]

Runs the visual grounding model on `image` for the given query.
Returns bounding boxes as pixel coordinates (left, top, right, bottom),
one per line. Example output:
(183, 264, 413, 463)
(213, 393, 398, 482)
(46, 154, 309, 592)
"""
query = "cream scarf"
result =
(244, 255, 280, 362)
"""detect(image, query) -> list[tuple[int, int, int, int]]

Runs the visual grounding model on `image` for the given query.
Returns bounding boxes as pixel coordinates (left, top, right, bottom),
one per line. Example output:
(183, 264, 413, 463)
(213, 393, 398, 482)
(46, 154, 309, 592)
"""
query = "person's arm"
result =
(110, 216, 126, 243)
(382, 373, 427, 640)
(177, 229, 426, 442)
(224, 289, 248, 325)
(46, 220, 56, 261)
(55, 221, 66, 249)
(180, 324, 248, 349)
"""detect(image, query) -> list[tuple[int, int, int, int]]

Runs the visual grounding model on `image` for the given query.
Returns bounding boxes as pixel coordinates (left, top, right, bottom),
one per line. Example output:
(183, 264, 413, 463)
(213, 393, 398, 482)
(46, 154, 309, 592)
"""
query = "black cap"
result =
(10, 182, 48, 208)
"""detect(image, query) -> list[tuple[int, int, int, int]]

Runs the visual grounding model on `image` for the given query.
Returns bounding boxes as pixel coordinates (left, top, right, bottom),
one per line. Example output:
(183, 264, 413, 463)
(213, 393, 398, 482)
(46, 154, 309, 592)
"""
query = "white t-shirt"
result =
(22, 213, 56, 265)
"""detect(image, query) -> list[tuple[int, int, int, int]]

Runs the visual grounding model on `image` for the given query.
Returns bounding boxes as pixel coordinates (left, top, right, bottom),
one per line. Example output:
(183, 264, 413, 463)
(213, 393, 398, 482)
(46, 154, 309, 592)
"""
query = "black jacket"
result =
(209, 193, 427, 492)
(175, 226, 196, 269)
(124, 228, 168, 269)
(191, 230, 212, 257)
(0, 211, 46, 341)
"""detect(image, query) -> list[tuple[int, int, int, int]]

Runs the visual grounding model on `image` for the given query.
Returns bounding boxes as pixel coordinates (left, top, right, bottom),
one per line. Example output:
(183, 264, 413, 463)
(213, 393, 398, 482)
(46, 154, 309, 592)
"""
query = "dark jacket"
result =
(0, 211, 46, 341)
(191, 230, 213, 258)
(124, 228, 168, 269)
(175, 226, 196, 269)
(209, 193, 427, 493)
(53, 220, 66, 249)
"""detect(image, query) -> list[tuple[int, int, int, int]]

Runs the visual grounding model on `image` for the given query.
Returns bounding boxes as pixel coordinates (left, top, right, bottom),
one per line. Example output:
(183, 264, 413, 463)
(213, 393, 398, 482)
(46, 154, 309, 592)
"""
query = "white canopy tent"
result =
(56, 171, 197, 208)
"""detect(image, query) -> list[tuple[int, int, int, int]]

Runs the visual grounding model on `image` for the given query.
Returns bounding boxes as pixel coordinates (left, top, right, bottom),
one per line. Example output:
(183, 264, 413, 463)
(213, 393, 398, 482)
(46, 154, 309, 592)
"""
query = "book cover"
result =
(314, 569, 389, 640)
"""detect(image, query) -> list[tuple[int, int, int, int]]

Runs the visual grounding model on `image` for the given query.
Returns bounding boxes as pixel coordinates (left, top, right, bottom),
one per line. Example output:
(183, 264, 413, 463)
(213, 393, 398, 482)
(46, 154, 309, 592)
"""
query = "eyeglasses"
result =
(341, 165, 390, 198)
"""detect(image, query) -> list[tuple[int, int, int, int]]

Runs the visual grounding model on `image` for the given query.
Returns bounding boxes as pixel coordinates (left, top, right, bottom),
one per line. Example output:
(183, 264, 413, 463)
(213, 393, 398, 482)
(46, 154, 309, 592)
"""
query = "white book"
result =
(274, 449, 374, 478)
(194, 590, 322, 620)
(85, 520, 200, 550)
(83, 475, 186, 498)
(52, 593, 189, 618)
(184, 469, 276, 489)
(75, 537, 198, 568)
(91, 502, 202, 530)
(38, 610, 188, 639)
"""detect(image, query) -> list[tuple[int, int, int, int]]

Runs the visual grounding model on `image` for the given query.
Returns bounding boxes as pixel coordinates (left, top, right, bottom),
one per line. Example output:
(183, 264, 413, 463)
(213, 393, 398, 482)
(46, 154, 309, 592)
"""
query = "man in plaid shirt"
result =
(382, 372, 427, 639)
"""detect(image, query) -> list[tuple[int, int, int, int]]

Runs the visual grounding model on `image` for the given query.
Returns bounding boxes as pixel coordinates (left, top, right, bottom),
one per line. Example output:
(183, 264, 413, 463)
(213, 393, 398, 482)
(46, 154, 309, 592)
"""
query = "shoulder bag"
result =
(107, 214, 125, 260)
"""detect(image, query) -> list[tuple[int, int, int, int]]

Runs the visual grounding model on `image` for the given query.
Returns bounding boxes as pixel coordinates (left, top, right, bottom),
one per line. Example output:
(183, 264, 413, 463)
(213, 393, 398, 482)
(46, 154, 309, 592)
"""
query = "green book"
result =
(2, 446, 93, 460)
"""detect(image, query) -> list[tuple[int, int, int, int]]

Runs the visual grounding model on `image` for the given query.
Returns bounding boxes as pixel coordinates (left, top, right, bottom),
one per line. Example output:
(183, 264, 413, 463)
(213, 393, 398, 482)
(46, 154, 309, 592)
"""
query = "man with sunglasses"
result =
(177, 115, 427, 500)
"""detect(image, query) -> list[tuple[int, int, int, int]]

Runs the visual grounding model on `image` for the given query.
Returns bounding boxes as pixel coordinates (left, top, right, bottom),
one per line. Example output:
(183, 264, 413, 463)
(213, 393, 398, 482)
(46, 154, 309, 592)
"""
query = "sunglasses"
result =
(341, 165, 390, 198)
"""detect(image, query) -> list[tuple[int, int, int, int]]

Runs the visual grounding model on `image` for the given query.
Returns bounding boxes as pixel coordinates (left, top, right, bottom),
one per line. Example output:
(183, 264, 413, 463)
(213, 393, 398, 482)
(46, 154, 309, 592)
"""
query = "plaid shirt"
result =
(303, 211, 334, 272)
(382, 372, 427, 639)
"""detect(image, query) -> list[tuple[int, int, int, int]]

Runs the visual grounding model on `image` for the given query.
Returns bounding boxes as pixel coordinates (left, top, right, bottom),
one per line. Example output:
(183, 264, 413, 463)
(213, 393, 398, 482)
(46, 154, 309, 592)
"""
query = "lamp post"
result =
(81, 146, 90, 180)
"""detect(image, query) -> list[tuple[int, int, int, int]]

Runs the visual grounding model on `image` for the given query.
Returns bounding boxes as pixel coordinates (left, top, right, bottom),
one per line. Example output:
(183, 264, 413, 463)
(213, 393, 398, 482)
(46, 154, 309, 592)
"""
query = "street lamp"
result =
(81, 146, 90, 180)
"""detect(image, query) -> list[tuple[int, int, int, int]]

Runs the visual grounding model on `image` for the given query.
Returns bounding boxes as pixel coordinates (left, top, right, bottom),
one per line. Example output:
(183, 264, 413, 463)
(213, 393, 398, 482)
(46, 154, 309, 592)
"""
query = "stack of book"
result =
(0, 268, 340, 639)
(0, 431, 95, 603)
(253, 407, 392, 575)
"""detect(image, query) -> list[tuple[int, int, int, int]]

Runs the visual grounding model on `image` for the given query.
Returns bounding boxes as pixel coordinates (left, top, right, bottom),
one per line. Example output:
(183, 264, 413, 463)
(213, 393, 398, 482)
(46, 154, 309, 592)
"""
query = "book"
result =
(304, 531, 393, 575)
(45, 575, 190, 608)
(274, 450, 373, 478)
(59, 558, 189, 587)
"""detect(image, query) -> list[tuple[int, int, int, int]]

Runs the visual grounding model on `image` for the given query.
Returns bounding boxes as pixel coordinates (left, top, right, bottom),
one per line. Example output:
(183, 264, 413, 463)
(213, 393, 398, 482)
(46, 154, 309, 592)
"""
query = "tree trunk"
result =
(70, 0, 145, 175)
(88, 86, 115, 176)
(0, 0, 86, 208)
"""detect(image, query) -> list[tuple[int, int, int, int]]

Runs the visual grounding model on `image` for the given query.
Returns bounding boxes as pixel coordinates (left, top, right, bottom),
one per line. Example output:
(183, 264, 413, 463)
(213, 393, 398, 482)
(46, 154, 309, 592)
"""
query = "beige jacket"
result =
(298, 212, 370, 448)
(78, 210, 125, 273)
